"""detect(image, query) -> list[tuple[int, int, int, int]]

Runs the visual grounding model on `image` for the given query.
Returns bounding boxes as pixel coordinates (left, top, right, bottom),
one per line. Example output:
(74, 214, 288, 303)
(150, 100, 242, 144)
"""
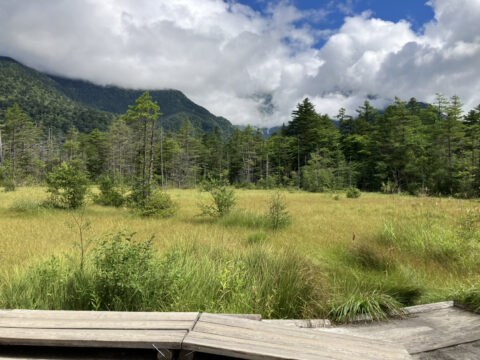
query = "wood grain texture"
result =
(0, 310, 198, 322)
(0, 318, 194, 330)
(183, 313, 411, 360)
(0, 328, 186, 349)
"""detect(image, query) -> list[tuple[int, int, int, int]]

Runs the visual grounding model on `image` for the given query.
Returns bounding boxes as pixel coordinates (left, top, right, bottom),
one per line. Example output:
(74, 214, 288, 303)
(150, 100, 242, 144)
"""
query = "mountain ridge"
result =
(0, 56, 234, 136)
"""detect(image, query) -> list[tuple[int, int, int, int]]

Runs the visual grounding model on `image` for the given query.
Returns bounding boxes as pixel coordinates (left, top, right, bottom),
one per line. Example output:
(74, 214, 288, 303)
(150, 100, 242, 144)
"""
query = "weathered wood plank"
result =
(262, 319, 331, 328)
(403, 301, 454, 315)
(0, 310, 198, 322)
(0, 328, 186, 349)
(191, 320, 410, 360)
(221, 314, 262, 321)
(198, 313, 404, 349)
(0, 318, 193, 330)
(184, 330, 411, 360)
(406, 323, 480, 354)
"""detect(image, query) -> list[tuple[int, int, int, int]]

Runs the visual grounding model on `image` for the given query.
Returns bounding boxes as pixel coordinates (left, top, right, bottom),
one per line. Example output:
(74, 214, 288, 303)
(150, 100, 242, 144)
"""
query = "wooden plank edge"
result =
(408, 330, 480, 354)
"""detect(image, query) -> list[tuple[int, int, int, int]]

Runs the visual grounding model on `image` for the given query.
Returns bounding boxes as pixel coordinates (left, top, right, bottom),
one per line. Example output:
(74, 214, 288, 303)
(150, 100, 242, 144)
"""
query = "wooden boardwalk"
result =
(317, 302, 480, 360)
(0, 309, 411, 359)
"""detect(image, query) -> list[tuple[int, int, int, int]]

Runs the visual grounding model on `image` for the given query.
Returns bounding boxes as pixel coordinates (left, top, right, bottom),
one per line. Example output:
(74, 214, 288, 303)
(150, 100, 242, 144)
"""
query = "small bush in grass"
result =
(92, 232, 168, 310)
(46, 161, 89, 209)
(136, 190, 177, 218)
(2, 177, 16, 192)
(268, 191, 291, 231)
(94, 175, 125, 207)
(346, 187, 361, 198)
(199, 177, 235, 217)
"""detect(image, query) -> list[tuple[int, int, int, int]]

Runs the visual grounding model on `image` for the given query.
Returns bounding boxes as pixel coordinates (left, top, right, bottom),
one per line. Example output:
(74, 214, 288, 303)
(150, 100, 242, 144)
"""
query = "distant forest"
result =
(1, 89, 480, 197)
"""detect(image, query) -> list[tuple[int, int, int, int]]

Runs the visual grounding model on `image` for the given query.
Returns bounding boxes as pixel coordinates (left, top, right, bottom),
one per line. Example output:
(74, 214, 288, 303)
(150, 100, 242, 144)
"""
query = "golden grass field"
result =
(1, 186, 478, 298)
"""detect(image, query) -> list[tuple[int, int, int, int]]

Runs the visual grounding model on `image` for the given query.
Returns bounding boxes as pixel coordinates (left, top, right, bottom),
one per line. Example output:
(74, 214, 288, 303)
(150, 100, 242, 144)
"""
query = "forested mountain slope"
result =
(0, 56, 233, 135)
(0, 57, 113, 133)
(49, 75, 233, 135)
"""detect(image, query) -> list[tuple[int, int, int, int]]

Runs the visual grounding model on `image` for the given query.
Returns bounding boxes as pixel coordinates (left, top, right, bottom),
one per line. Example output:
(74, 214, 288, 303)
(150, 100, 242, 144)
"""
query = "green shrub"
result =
(136, 190, 177, 218)
(3, 177, 16, 192)
(94, 175, 125, 207)
(92, 232, 168, 310)
(46, 162, 89, 209)
(267, 191, 291, 231)
(346, 187, 361, 198)
(199, 178, 236, 217)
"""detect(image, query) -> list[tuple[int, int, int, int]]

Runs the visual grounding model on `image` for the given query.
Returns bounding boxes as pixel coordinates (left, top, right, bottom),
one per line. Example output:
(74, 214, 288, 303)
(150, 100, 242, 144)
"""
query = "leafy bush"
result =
(199, 177, 236, 217)
(346, 187, 361, 198)
(46, 162, 89, 209)
(267, 191, 291, 231)
(94, 175, 125, 207)
(3, 177, 16, 192)
(136, 190, 177, 218)
(92, 232, 168, 310)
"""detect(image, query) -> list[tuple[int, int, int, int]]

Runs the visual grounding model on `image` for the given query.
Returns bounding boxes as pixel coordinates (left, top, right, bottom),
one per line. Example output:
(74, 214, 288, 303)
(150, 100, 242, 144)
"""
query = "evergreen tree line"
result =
(1, 92, 480, 197)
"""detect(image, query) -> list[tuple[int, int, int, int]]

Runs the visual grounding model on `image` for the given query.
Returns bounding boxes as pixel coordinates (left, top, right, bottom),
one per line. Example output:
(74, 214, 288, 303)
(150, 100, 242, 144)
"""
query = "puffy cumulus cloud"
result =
(0, 0, 479, 126)
(308, 0, 480, 117)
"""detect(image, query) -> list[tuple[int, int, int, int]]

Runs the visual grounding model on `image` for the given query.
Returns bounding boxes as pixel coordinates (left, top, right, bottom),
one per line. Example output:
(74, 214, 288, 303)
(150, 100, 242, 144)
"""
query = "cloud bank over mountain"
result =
(1, 0, 479, 126)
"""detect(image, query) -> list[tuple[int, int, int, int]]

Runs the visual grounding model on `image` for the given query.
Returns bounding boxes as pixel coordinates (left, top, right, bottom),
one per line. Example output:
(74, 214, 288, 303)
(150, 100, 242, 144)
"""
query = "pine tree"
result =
(124, 92, 160, 200)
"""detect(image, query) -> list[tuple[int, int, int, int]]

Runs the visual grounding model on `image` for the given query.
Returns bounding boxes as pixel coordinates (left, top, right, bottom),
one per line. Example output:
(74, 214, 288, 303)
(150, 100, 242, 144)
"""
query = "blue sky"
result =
(2, 0, 479, 126)
(238, 0, 435, 34)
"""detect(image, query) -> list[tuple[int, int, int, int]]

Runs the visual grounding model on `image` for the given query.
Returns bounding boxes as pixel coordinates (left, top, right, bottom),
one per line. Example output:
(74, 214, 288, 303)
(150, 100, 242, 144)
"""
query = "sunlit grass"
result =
(1, 186, 479, 320)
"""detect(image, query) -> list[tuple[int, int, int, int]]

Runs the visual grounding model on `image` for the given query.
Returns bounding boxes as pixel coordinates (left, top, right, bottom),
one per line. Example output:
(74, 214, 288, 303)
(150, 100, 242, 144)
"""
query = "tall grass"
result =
(0, 232, 324, 319)
(1, 188, 479, 322)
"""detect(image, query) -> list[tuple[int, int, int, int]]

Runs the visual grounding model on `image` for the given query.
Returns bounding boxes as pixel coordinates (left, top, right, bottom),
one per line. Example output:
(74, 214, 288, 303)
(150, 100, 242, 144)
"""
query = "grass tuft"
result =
(329, 290, 403, 323)
(218, 209, 266, 229)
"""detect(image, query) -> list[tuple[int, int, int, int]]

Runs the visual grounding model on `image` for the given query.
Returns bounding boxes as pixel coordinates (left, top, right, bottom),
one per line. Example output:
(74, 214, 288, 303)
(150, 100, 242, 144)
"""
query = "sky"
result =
(1, 0, 479, 127)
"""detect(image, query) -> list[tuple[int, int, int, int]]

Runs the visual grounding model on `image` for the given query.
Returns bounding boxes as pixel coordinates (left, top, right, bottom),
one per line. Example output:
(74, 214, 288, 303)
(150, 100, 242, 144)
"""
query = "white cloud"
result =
(0, 0, 479, 126)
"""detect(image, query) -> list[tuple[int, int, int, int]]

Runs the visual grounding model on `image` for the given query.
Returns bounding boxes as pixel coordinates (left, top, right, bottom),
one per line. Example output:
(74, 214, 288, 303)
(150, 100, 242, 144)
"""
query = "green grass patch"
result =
(246, 232, 268, 245)
(218, 209, 267, 229)
(0, 232, 325, 319)
(9, 199, 53, 215)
